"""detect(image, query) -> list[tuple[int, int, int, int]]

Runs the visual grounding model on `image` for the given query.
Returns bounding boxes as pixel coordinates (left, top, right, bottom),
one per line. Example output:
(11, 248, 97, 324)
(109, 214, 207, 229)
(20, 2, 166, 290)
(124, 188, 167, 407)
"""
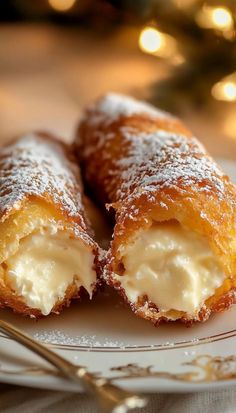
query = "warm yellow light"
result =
(139, 26, 176, 58)
(139, 27, 165, 54)
(48, 0, 76, 12)
(212, 81, 236, 102)
(212, 7, 233, 29)
(196, 6, 234, 31)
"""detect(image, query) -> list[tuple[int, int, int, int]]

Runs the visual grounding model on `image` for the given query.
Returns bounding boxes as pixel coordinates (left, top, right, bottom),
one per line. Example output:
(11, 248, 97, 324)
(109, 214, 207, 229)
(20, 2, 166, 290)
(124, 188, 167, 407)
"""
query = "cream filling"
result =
(115, 222, 225, 317)
(4, 226, 96, 315)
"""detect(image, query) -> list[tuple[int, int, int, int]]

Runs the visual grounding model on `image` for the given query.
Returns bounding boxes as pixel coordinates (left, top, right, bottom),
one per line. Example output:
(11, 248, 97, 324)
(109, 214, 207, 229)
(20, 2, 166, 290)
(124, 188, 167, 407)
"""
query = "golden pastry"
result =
(76, 93, 236, 325)
(0, 132, 99, 317)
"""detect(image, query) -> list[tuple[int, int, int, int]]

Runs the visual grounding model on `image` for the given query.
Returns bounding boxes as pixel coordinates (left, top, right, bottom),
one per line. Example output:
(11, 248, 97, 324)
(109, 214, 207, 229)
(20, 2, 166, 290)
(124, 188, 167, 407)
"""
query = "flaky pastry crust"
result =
(0, 132, 99, 317)
(76, 93, 236, 325)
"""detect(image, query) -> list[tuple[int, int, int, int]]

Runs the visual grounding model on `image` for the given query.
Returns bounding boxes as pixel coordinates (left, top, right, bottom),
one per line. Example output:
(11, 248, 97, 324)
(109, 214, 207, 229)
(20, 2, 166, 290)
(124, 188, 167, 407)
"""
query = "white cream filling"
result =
(115, 222, 225, 317)
(4, 226, 96, 315)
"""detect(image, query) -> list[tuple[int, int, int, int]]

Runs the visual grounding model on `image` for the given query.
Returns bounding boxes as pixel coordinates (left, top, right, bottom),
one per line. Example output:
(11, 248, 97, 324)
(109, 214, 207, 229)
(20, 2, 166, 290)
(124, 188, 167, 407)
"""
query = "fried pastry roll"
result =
(0, 133, 98, 317)
(76, 93, 236, 324)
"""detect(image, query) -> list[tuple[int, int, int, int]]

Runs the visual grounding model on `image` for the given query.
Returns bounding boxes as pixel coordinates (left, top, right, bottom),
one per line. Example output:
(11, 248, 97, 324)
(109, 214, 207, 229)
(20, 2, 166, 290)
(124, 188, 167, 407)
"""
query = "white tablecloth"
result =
(1, 385, 236, 413)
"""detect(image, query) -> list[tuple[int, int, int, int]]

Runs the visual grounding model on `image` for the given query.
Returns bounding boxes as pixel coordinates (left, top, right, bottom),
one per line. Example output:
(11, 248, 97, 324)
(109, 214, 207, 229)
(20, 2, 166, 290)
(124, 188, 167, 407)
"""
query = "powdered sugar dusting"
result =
(85, 124, 226, 206)
(0, 133, 86, 227)
(115, 128, 225, 201)
(79, 94, 229, 213)
(34, 330, 126, 348)
(84, 93, 171, 126)
(33, 329, 202, 349)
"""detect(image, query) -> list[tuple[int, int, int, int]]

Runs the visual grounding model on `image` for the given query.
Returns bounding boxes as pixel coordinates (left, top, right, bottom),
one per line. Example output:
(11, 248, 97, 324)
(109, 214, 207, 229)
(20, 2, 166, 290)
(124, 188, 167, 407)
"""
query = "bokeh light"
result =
(48, 0, 76, 12)
(196, 6, 234, 31)
(139, 26, 176, 58)
(212, 7, 233, 30)
(139, 27, 165, 54)
(212, 79, 236, 102)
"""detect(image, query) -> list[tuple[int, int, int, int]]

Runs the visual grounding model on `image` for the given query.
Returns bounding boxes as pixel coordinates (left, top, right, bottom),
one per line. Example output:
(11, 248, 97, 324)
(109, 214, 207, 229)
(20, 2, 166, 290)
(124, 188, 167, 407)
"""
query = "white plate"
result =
(0, 158, 236, 394)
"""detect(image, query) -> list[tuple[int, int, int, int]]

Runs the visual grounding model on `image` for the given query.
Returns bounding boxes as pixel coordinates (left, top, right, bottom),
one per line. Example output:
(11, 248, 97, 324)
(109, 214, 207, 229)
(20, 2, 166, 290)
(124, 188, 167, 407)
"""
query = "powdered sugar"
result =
(84, 93, 171, 126)
(0, 133, 86, 227)
(115, 129, 225, 201)
(87, 125, 226, 205)
(79, 94, 228, 210)
(34, 330, 126, 348)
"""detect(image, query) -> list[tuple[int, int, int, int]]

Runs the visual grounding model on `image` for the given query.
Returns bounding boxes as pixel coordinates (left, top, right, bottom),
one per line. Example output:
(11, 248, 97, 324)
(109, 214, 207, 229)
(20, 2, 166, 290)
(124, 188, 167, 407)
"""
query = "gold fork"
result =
(0, 320, 148, 413)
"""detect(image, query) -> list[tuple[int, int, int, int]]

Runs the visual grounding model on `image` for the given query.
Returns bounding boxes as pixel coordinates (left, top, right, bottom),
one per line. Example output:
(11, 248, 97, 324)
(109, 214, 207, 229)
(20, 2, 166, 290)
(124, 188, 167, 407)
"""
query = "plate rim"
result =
(1, 327, 236, 352)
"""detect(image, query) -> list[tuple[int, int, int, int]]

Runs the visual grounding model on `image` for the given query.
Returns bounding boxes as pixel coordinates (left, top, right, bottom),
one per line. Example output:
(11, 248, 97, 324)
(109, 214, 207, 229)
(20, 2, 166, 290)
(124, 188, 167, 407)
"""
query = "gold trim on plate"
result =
(1, 355, 236, 384)
(110, 355, 236, 383)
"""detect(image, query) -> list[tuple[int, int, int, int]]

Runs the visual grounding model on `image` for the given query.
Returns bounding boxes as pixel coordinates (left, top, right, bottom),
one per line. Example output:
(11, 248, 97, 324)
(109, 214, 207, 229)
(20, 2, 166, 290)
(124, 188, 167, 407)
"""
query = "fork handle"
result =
(0, 320, 148, 412)
(0, 320, 133, 388)
(0, 320, 79, 378)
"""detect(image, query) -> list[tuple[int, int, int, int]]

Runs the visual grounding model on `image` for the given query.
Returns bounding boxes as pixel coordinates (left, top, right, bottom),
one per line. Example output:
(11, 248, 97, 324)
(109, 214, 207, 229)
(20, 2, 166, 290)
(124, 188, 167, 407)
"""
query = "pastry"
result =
(0, 132, 99, 317)
(76, 93, 236, 325)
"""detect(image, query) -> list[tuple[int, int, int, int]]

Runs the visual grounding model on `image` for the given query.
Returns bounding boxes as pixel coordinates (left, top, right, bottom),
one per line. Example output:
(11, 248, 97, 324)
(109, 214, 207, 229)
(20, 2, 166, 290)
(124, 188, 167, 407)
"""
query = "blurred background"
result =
(1, 0, 236, 158)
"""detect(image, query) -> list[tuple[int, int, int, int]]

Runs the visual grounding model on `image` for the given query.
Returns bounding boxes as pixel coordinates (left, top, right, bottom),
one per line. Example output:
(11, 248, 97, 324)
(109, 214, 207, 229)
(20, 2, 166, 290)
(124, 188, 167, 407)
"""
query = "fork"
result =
(0, 320, 148, 413)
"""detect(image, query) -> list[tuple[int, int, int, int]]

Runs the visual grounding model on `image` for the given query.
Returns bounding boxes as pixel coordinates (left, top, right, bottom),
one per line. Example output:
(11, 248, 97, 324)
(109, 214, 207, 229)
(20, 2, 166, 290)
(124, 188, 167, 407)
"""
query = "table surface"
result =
(1, 382, 236, 413)
(0, 23, 235, 160)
